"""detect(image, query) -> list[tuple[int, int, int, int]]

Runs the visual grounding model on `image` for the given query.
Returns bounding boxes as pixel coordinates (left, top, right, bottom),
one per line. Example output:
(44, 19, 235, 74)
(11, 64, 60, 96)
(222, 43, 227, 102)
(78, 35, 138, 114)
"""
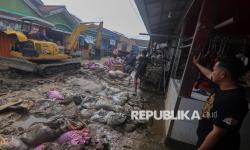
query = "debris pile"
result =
(0, 62, 151, 150)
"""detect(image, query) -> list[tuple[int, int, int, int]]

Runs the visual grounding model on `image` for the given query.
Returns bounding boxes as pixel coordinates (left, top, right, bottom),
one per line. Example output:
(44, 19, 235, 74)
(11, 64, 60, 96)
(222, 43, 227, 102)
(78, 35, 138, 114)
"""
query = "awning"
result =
(18, 16, 55, 28)
(4, 29, 28, 42)
(135, 0, 193, 36)
(51, 28, 71, 35)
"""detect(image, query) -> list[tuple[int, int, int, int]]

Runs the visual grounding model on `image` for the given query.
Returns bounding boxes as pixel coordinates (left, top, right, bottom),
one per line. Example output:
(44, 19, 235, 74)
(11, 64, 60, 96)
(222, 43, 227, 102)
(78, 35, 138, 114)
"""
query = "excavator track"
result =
(0, 57, 81, 77)
(38, 61, 81, 76)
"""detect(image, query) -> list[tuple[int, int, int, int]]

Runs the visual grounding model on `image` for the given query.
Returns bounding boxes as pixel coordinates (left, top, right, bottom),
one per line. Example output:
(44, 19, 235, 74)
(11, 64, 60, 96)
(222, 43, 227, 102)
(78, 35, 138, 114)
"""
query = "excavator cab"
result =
(11, 39, 69, 62)
(14, 40, 39, 57)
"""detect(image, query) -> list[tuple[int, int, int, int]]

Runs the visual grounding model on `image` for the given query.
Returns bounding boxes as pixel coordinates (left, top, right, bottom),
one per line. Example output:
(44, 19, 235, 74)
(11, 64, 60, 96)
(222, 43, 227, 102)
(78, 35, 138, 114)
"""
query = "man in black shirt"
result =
(134, 50, 148, 94)
(124, 52, 136, 73)
(193, 56, 248, 150)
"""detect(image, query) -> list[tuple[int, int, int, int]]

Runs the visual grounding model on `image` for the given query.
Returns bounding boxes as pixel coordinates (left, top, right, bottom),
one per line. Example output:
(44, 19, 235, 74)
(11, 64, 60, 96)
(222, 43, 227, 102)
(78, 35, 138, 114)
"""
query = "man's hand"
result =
(193, 53, 201, 65)
(197, 124, 226, 150)
(192, 53, 212, 79)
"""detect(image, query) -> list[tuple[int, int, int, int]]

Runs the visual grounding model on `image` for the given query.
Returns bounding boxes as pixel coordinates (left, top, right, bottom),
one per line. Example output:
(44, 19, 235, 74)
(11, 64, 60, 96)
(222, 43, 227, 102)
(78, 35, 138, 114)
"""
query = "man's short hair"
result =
(218, 57, 245, 81)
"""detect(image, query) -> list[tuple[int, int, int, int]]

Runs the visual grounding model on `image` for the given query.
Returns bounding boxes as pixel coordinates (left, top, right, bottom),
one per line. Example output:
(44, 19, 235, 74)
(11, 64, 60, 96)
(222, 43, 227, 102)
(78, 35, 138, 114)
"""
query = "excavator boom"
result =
(65, 22, 103, 51)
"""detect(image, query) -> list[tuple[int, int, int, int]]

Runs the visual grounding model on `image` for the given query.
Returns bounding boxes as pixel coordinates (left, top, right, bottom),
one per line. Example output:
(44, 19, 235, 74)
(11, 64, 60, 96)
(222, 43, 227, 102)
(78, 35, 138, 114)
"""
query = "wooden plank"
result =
(214, 17, 234, 29)
(180, 44, 192, 49)
(0, 100, 23, 112)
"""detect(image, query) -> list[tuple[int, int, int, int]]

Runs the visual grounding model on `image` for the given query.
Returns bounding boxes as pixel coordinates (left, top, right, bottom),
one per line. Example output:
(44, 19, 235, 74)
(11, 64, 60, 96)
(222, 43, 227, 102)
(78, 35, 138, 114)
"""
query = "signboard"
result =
(110, 39, 116, 45)
(85, 35, 95, 44)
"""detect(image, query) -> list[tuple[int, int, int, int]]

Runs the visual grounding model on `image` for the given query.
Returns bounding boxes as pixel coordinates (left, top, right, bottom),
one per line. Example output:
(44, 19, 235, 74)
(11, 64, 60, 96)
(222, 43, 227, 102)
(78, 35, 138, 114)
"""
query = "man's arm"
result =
(197, 124, 226, 150)
(193, 55, 212, 79)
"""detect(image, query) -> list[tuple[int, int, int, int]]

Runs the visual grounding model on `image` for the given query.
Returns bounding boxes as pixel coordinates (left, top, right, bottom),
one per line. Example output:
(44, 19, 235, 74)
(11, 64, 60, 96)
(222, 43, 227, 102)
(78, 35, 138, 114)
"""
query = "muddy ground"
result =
(0, 61, 165, 150)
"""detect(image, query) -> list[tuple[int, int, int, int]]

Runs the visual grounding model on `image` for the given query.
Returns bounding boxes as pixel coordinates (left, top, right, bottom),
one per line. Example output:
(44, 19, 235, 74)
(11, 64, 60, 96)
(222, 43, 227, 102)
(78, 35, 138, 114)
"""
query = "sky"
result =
(42, 0, 149, 40)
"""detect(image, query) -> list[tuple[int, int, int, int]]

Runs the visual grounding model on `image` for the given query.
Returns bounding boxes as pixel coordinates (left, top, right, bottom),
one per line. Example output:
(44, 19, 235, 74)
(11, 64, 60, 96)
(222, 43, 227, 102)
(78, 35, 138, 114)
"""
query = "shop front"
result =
(136, 0, 250, 149)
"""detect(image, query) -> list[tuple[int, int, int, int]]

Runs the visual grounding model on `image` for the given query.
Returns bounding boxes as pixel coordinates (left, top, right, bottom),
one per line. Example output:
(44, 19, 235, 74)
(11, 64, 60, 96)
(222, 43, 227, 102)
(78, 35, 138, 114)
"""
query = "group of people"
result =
(111, 49, 148, 74)
(110, 49, 149, 94)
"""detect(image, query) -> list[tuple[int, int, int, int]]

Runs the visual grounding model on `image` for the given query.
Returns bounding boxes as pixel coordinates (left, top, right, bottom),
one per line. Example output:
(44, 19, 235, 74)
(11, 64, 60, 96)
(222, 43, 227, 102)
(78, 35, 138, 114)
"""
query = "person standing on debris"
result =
(112, 48, 118, 57)
(193, 55, 248, 150)
(134, 50, 148, 95)
(124, 51, 136, 73)
(89, 46, 95, 60)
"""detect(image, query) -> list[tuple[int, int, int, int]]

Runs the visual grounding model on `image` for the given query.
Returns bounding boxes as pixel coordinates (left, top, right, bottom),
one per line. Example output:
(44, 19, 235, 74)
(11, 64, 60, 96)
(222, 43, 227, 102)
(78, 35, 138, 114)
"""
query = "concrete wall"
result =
(240, 109, 250, 150)
(165, 79, 179, 136)
(170, 97, 204, 145)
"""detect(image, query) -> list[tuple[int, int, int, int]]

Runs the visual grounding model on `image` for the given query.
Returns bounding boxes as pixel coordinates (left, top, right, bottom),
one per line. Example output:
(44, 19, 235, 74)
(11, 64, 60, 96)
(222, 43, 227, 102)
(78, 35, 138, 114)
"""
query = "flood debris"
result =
(57, 128, 90, 145)
(47, 90, 65, 101)
(21, 124, 57, 147)
(0, 135, 28, 150)
(0, 60, 157, 150)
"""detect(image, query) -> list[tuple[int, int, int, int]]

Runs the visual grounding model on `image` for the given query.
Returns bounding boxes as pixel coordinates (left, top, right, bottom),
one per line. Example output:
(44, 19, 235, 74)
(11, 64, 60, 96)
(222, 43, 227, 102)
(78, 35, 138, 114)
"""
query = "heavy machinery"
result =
(0, 21, 103, 76)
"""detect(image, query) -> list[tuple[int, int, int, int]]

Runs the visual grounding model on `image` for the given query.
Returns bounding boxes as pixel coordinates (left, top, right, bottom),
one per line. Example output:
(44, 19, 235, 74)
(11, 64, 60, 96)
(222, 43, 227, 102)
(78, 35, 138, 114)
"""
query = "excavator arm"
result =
(65, 22, 103, 51)
(95, 22, 103, 49)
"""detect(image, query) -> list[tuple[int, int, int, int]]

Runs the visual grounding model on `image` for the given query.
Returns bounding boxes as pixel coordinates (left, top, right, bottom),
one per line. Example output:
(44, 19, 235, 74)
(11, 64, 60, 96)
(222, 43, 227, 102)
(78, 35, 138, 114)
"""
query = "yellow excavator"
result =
(0, 21, 103, 76)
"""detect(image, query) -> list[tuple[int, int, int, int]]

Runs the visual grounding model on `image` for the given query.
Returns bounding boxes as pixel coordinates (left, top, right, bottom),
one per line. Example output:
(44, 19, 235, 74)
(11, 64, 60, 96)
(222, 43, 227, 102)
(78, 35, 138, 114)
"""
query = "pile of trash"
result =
(103, 57, 123, 70)
(0, 66, 149, 150)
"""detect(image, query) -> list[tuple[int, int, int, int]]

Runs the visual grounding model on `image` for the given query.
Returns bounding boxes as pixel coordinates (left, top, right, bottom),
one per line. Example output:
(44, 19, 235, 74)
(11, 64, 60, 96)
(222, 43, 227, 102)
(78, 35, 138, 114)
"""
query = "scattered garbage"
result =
(21, 124, 57, 147)
(0, 100, 23, 112)
(95, 99, 124, 112)
(108, 70, 127, 79)
(115, 70, 126, 78)
(57, 128, 90, 145)
(47, 90, 64, 101)
(84, 62, 98, 70)
(0, 58, 155, 150)
(90, 109, 109, 124)
(13, 115, 48, 129)
(106, 112, 127, 126)
(0, 100, 33, 113)
(111, 94, 128, 106)
(80, 109, 95, 119)
(0, 135, 28, 150)
(108, 70, 116, 78)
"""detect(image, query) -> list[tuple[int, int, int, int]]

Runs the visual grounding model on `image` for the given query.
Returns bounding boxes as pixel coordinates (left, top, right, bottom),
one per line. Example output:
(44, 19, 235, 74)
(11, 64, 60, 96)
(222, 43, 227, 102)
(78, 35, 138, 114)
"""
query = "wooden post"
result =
(179, 0, 219, 97)
(171, 22, 186, 79)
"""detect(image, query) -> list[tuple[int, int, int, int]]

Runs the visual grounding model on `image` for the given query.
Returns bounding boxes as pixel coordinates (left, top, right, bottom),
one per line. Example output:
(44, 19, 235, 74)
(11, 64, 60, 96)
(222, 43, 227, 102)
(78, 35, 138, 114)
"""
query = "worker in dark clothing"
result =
(30, 28, 49, 41)
(193, 55, 248, 150)
(134, 50, 148, 95)
(124, 52, 136, 73)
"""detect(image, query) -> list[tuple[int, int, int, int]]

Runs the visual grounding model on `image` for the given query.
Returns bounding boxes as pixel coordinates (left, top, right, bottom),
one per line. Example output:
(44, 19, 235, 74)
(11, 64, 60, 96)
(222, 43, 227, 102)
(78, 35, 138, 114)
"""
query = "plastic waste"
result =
(47, 90, 64, 101)
(57, 128, 90, 145)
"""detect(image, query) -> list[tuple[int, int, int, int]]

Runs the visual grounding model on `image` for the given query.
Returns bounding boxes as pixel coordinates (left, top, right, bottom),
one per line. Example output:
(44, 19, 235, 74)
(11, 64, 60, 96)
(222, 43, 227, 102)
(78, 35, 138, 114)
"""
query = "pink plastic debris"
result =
(57, 128, 90, 145)
(82, 128, 90, 132)
(47, 90, 64, 101)
(34, 144, 45, 150)
(89, 64, 97, 69)
(83, 62, 98, 70)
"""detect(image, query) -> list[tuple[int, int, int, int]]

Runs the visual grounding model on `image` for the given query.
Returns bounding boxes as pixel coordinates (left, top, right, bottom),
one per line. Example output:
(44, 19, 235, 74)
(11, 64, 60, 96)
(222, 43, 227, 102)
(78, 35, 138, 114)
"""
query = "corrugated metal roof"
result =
(38, 5, 65, 15)
(135, 0, 193, 36)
